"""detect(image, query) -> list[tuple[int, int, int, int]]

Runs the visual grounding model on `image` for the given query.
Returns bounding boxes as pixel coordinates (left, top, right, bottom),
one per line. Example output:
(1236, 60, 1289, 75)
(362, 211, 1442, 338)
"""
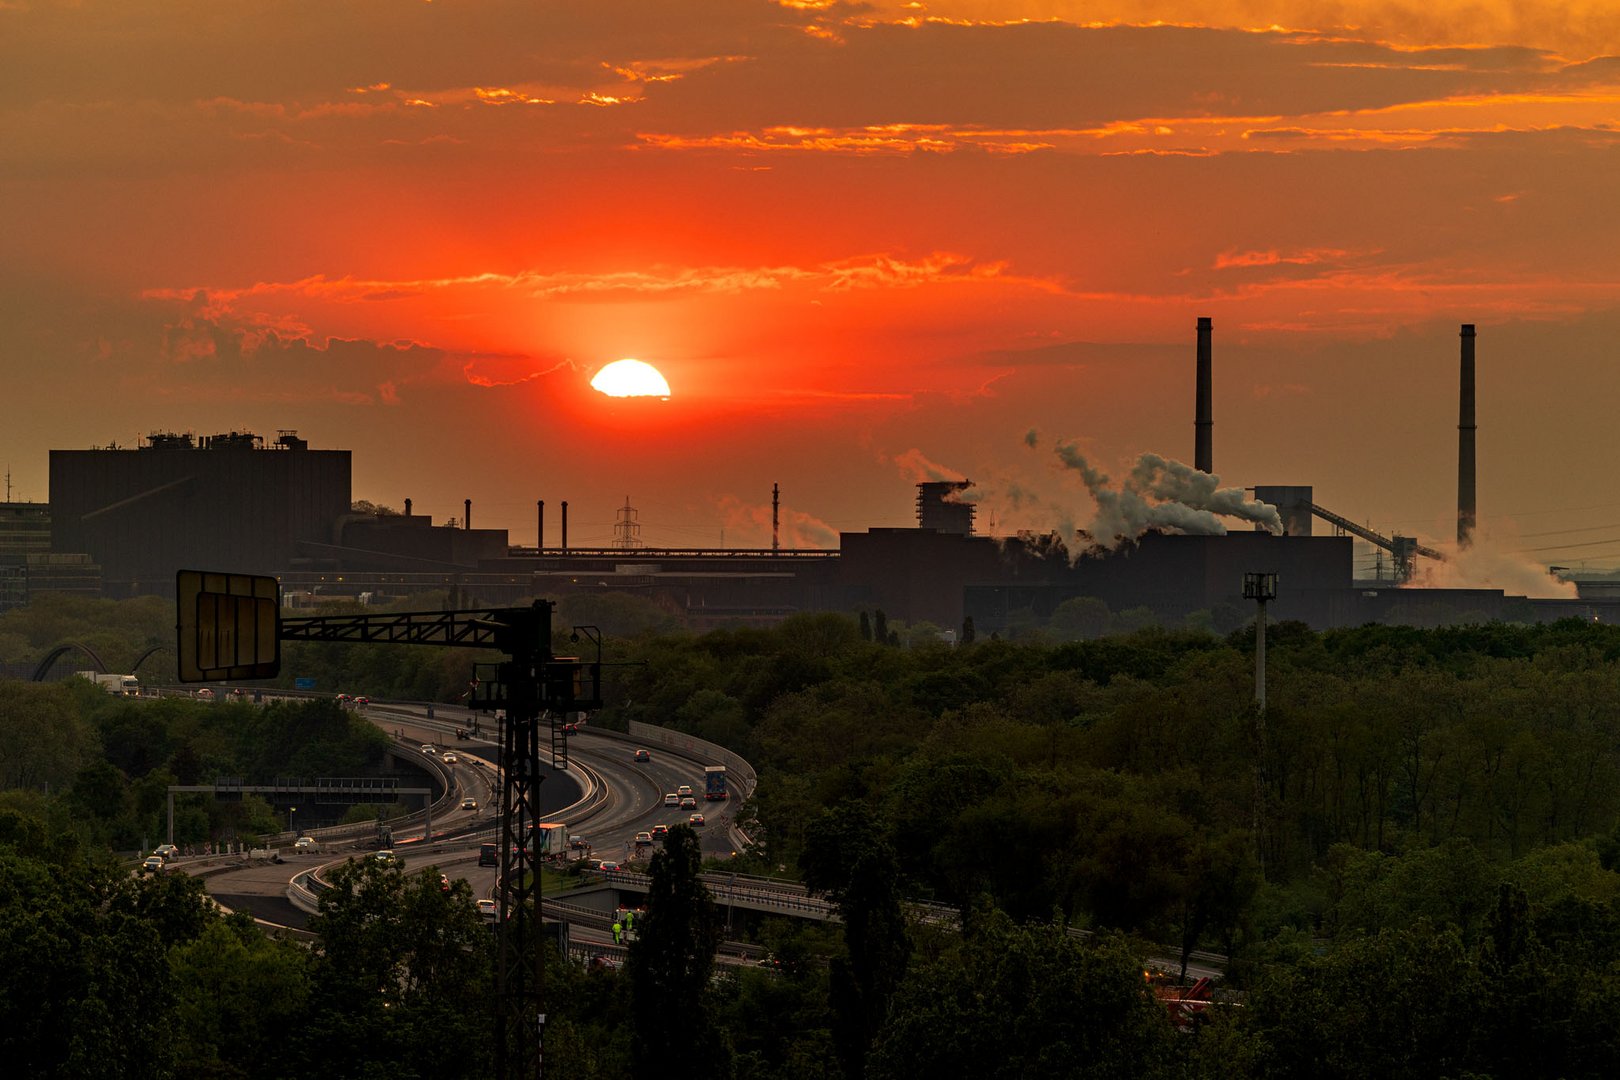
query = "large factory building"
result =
(48, 431, 350, 596)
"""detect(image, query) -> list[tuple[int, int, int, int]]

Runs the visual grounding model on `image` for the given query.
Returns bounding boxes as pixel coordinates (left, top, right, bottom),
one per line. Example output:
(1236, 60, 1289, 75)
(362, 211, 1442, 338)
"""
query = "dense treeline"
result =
(0, 680, 388, 850)
(606, 614, 1620, 951)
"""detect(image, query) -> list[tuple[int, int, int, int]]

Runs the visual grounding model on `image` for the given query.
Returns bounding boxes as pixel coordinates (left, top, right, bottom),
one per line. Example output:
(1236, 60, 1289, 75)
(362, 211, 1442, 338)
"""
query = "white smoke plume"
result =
(1127, 453, 1283, 533)
(1408, 533, 1578, 599)
(1053, 442, 1281, 549)
(893, 448, 966, 484)
(715, 494, 837, 549)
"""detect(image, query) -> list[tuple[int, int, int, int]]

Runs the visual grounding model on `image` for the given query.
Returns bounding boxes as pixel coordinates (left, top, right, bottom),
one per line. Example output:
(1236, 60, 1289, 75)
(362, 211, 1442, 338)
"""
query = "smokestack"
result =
(1195, 317, 1213, 474)
(1458, 323, 1477, 547)
(404, 498, 412, 517)
(464, 498, 472, 530)
(772, 483, 780, 553)
(537, 500, 544, 553)
(561, 500, 569, 552)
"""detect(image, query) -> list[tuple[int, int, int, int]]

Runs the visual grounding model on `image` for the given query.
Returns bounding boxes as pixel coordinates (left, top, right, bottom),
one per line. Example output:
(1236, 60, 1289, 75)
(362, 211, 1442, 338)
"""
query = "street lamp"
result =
(1242, 572, 1278, 713)
(1242, 572, 1278, 875)
(289, 805, 298, 837)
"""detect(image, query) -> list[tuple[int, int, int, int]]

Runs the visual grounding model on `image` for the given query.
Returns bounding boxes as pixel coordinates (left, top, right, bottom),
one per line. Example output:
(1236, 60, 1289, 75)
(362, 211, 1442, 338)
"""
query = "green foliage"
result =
(629, 825, 731, 1077)
(868, 907, 1175, 1080)
(298, 858, 493, 1079)
(0, 821, 178, 1078)
(170, 915, 313, 1076)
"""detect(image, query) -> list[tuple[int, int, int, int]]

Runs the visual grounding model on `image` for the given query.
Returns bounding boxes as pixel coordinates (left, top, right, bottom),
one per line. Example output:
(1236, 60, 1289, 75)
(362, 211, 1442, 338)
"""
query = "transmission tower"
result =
(611, 496, 643, 549)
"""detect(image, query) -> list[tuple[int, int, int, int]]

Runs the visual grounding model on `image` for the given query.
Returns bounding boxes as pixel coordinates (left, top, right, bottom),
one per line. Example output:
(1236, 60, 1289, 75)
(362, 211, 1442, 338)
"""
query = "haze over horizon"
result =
(6, 1, 1620, 571)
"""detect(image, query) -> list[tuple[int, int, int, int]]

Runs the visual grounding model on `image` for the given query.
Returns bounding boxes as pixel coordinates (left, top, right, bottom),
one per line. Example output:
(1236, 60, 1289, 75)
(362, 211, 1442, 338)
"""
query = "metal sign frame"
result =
(175, 570, 281, 681)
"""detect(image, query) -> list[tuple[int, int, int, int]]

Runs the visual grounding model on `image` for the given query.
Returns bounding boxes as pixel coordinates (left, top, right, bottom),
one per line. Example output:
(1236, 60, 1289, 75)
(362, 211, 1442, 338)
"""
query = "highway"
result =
(195, 700, 744, 932)
(187, 697, 1226, 984)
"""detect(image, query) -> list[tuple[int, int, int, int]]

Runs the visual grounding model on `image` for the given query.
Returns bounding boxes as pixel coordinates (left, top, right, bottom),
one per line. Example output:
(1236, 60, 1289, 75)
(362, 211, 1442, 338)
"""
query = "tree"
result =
(169, 915, 313, 1076)
(628, 825, 730, 1077)
(294, 858, 493, 1079)
(801, 804, 912, 1080)
(0, 837, 178, 1078)
(867, 907, 1174, 1080)
(1249, 925, 1482, 1080)
(1050, 596, 1112, 640)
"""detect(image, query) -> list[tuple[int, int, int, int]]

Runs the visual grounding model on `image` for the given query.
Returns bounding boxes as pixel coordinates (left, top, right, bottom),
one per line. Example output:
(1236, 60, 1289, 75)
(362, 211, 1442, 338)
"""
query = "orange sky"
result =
(4, 1, 1620, 569)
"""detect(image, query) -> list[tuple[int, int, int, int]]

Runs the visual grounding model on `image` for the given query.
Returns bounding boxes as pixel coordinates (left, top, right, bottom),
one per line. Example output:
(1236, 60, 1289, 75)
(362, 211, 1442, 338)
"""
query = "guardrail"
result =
(588, 866, 838, 920)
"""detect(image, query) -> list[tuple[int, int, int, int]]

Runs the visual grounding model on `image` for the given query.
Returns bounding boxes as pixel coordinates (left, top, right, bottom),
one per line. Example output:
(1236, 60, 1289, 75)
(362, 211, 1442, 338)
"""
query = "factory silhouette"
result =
(6, 321, 1612, 632)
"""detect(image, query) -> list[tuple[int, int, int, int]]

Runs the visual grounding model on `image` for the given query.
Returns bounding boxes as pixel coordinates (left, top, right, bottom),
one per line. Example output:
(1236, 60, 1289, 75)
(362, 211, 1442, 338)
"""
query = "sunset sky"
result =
(5, 1, 1620, 573)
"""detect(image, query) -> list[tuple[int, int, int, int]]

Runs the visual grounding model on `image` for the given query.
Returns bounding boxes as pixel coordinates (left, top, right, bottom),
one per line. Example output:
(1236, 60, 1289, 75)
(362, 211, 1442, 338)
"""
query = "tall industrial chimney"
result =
(1195, 317, 1213, 473)
(772, 483, 780, 553)
(1458, 323, 1477, 547)
(464, 498, 472, 530)
(404, 498, 412, 517)
(561, 500, 569, 552)
(537, 500, 544, 552)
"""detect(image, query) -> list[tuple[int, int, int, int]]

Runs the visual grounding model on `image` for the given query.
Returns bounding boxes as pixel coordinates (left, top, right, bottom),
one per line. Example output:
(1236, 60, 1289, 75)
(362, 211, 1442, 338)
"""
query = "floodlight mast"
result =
(175, 575, 602, 1080)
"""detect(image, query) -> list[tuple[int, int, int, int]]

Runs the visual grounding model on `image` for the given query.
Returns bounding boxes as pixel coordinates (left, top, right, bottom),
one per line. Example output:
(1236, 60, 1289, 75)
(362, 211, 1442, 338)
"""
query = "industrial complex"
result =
(4, 321, 1613, 632)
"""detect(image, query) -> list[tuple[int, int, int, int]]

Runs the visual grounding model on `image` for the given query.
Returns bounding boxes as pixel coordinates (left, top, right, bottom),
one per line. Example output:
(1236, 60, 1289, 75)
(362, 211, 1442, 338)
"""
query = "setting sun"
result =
(590, 358, 672, 399)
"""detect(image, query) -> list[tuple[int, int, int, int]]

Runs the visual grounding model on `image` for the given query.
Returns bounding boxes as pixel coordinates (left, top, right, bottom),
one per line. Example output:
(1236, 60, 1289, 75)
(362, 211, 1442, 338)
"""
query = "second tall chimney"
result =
(1195, 316, 1213, 473)
(561, 500, 569, 552)
(1458, 323, 1477, 547)
(537, 500, 544, 553)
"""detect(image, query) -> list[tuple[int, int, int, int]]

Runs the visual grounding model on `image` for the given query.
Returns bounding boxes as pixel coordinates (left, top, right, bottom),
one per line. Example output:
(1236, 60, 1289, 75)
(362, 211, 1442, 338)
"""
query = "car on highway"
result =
(153, 843, 180, 860)
(439, 874, 451, 893)
(594, 859, 622, 872)
(460, 797, 478, 811)
(294, 836, 316, 850)
(420, 744, 436, 754)
(650, 824, 669, 840)
(442, 752, 459, 764)
(633, 748, 651, 762)
(374, 849, 396, 865)
(354, 696, 370, 705)
(634, 832, 653, 848)
(663, 793, 679, 807)
(336, 693, 350, 703)
(680, 796, 697, 811)
(570, 835, 590, 850)
(677, 784, 693, 799)
(562, 721, 578, 735)
(479, 843, 498, 867)
(688, 813, 705, 827)
(141, 855, 165, 874)
(477, 898, 498, 921)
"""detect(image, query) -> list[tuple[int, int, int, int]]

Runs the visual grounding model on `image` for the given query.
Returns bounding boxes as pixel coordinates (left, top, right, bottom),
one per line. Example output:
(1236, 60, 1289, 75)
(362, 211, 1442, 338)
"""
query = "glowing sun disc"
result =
(591, 358, 671, 398)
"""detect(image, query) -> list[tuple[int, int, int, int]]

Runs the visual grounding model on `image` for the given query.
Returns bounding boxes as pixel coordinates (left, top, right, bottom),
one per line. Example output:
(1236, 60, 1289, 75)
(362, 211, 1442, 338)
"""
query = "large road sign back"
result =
(176, 570, 281, 681)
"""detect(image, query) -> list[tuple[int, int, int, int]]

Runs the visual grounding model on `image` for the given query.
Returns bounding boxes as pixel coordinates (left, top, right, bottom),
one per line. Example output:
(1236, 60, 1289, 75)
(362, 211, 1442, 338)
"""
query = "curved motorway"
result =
(202, 703, 742, 931)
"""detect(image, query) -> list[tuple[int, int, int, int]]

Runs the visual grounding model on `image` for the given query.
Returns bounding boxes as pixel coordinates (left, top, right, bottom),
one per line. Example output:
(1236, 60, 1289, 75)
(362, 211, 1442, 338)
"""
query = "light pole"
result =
(289, 805, 297, 838)
(1242, 571, 1277, 873)
(1242, 572, 1278, 713)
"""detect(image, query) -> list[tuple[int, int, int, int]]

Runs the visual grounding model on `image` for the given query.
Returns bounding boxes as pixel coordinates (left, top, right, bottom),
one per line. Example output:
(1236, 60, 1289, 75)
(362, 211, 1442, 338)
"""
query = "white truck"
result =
(75, 671, 139, 696)
(535, 822, 570, 861)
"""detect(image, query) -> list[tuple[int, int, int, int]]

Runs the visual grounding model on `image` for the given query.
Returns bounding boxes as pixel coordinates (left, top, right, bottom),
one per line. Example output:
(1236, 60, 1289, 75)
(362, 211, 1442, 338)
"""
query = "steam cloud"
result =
(893, 448, 967, 484)
(1053, 442, 1281, 548)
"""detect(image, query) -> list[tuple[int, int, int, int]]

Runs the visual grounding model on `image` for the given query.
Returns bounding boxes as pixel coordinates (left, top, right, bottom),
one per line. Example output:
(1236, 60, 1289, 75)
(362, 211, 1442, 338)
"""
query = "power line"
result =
(1516, 537, 1620, 554)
